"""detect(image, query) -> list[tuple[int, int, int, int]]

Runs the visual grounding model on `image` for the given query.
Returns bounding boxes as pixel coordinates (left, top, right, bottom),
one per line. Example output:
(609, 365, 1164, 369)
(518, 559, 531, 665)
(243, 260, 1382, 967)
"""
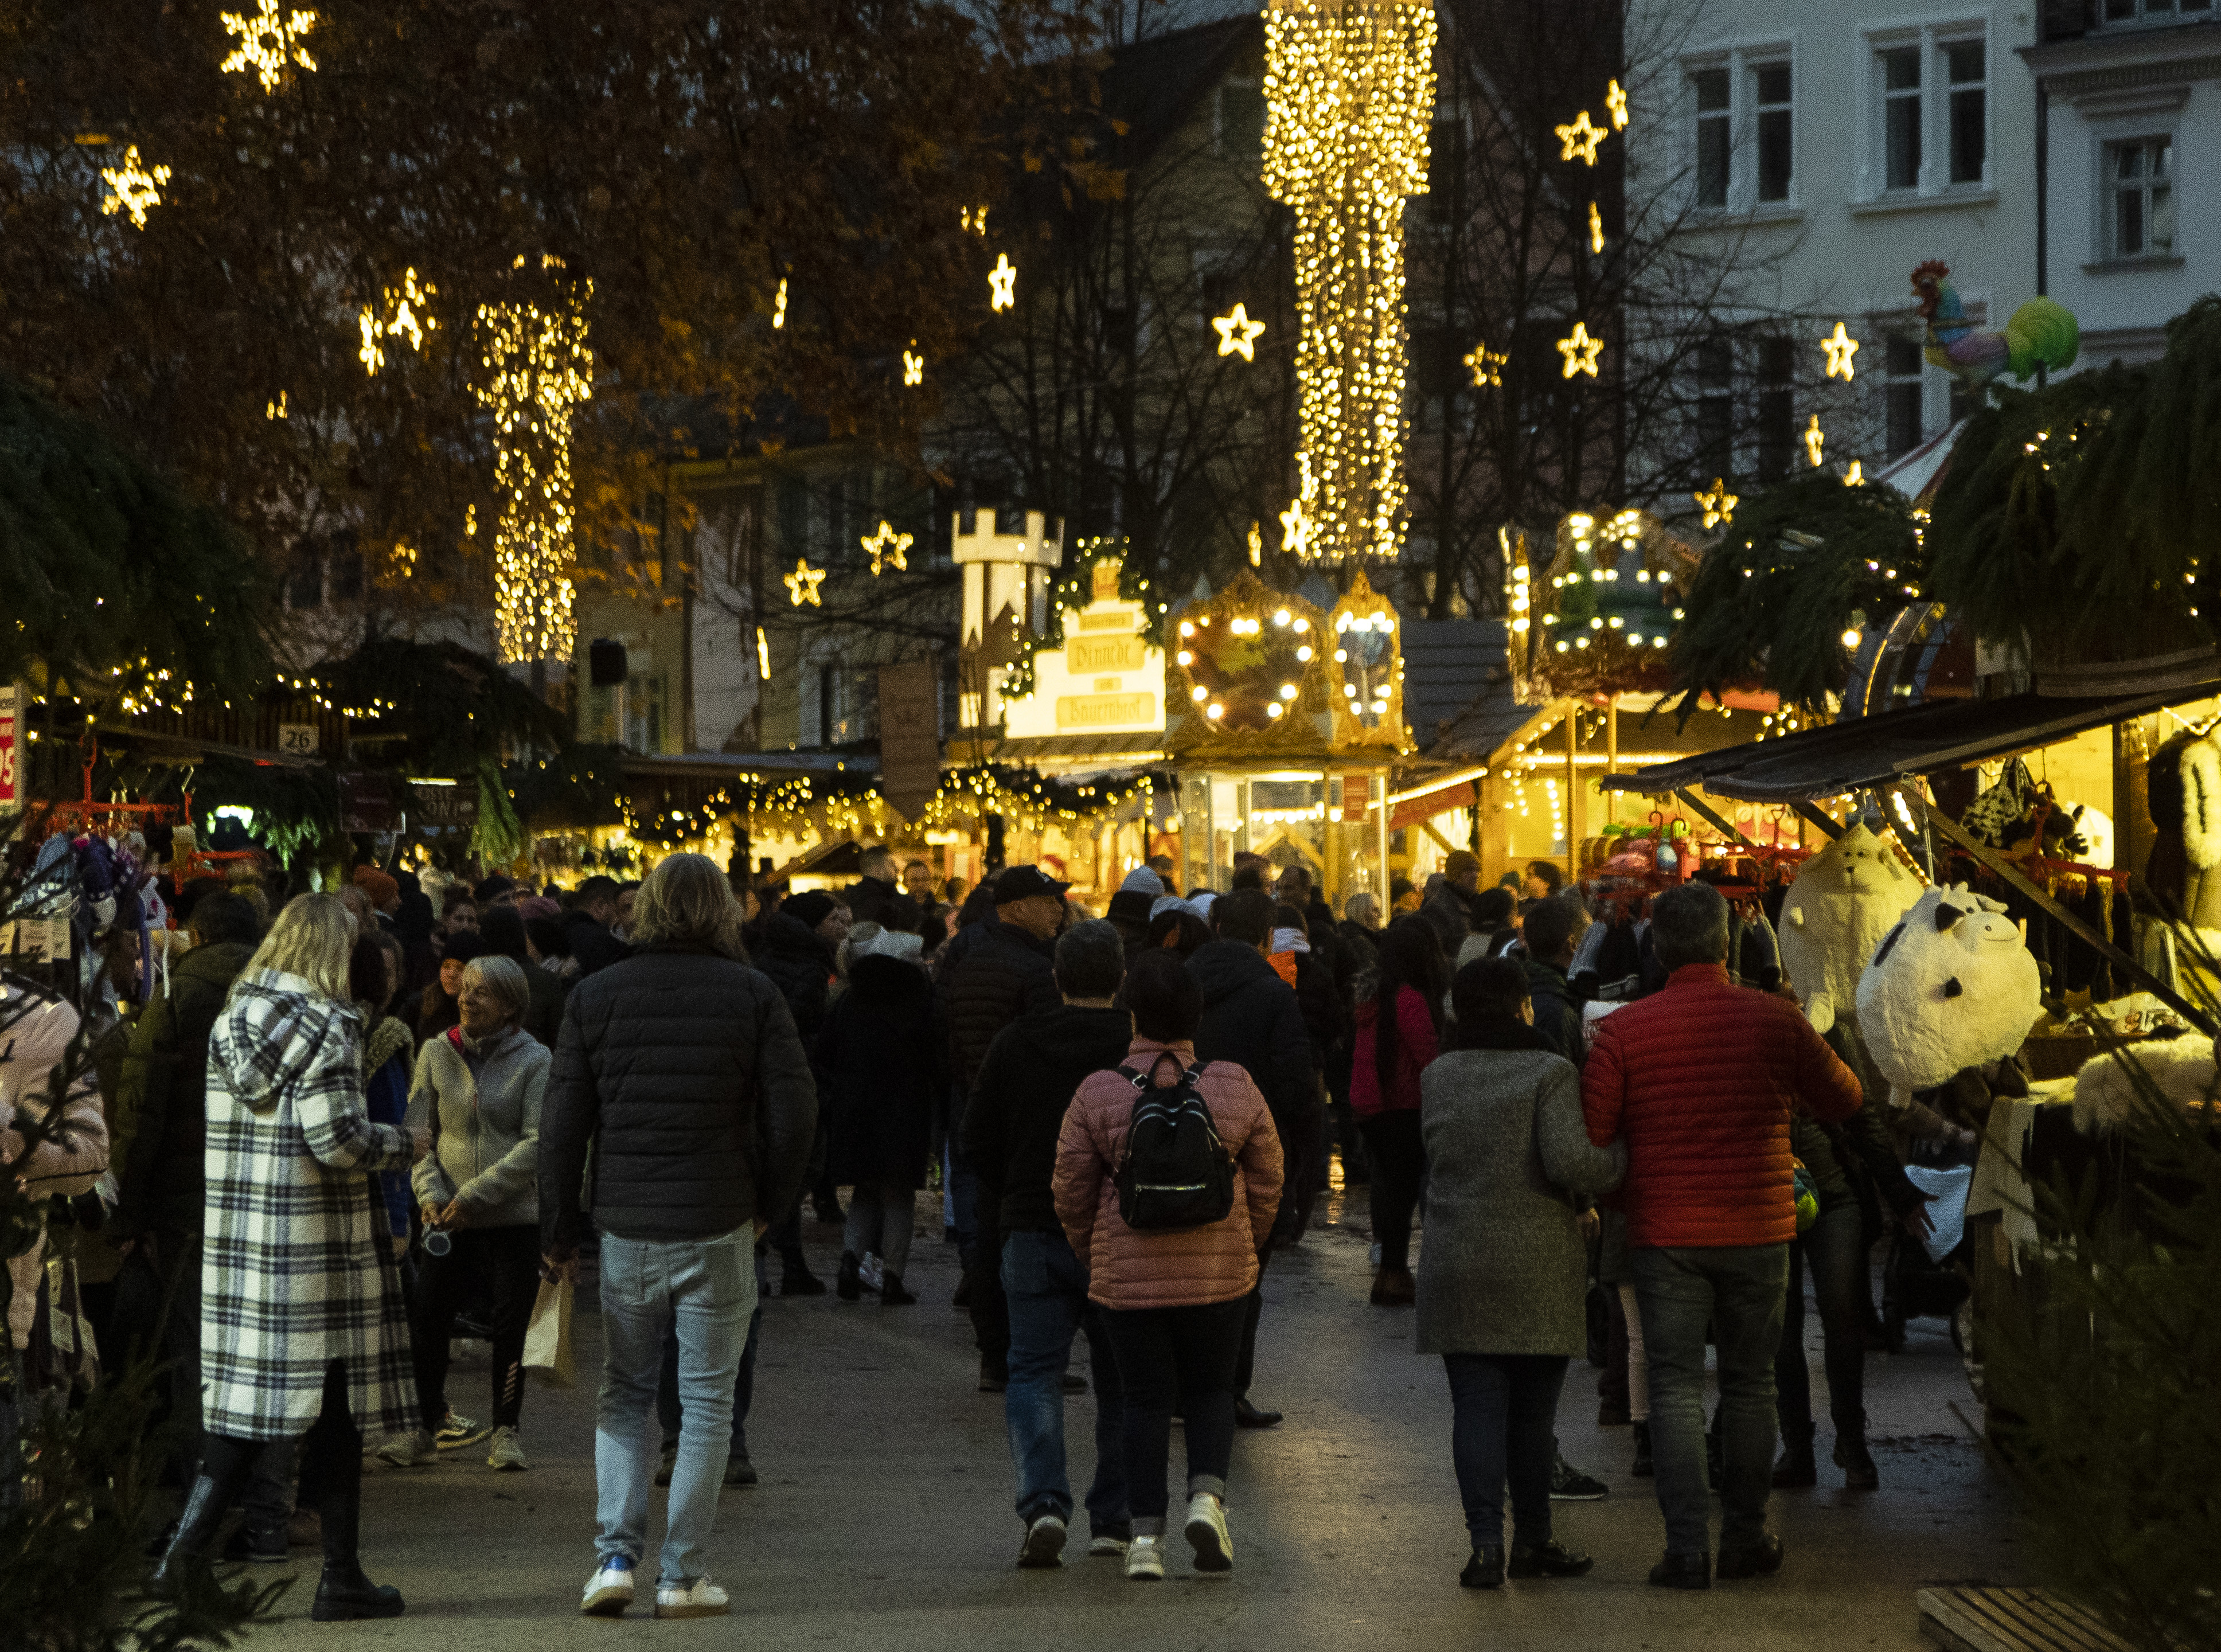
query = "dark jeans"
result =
(1775, 1200, 1868, 1447)
(1632, 1244, 1789, 1557)
(112, 1230, 204, 1485)
(1360, 1110, 1424, 1271)
(1234, 1249, 1271, 1399)
(1442, 1353, 1568, 1549)
(198, 1358, 362, 1565)
(1099, 1296, 1246, 1533)
(658, 1305, 763, 1462)
(1001, 1231, 1127, 1533)
(411, 1224, 540, 1432)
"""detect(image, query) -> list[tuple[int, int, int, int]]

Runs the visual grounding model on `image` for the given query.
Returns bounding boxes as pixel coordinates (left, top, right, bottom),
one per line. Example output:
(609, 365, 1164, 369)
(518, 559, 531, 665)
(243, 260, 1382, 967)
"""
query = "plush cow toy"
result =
(1855, 883, 2042, 1110)
(1777, 823, 1921, 1034)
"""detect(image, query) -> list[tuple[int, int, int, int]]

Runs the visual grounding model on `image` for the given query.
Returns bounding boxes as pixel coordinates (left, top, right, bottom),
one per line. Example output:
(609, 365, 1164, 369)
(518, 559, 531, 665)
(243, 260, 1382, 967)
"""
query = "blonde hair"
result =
(461, 954, 532, 1021)
(240, 892, 357, 1002)
(628, 852, 745, 958)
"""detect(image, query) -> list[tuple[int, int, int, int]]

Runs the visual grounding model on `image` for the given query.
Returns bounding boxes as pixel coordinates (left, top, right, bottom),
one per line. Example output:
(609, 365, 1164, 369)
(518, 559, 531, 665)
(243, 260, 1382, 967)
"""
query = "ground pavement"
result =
(236, 1191, 2028, 1650)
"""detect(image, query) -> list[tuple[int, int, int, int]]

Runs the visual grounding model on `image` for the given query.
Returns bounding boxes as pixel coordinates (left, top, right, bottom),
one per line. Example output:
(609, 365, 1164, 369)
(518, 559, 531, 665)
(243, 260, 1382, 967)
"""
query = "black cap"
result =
(992, 864, 1072, 904)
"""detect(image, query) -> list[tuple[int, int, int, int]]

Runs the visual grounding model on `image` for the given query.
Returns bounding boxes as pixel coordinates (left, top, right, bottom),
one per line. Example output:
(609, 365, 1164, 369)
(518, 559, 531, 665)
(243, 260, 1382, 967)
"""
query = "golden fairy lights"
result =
(1556, 322, 1602, 378)
(473, 266, 594, 665)
(772, 278, 788, 329)
(1464, 343, 1506, 388)
(100, 146, 170, 229)
(1262, 0, 1437, 564)
(1588, 201, 1605, 254)
(861, 521, 911, 576)
(784, 559, 826, 607)
(1821, 322, 1860, 380)
(1606, 79, 1629, 131)
(358, 267, 438, 376)
(1556, 110, 1606, 165)
(960, 205, 989, 236)
(1693, 478, 1738, 529)
(221, 1, 317, 93)
(1805, 414, 1826, 468)
(1212, 303, 1266, 361)
(903, 342, 924, 386)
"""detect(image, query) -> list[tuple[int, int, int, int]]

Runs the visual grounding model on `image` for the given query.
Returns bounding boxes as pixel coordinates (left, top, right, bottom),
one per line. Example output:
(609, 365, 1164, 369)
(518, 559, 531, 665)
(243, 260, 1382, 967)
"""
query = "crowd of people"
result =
(13, 833, 1943, 1620)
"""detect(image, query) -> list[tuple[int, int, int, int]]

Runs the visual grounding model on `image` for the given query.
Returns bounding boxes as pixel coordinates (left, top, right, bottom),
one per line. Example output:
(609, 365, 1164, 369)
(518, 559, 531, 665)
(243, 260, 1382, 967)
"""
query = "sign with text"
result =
(877, 661, 942, 822)
(276, 722, 320, 757)
(409, 781, 479, 831)
(0, 683, 18, 806)
(1001, 556, 1165, 743)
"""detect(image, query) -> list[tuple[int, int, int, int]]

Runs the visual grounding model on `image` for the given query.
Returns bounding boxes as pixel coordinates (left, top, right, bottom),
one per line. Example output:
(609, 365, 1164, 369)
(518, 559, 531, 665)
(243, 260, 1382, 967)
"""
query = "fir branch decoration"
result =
(1000, 541, 1161, 704)
(1668, 472, 1923, 717)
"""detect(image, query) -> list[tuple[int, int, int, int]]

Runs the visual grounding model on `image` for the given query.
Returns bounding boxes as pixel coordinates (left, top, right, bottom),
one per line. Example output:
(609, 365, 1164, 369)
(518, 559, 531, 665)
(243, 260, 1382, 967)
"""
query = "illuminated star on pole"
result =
(1805, 415, 1826, 468)
(220, 0, 318, 94)
(1463, 343, 1505, 388)
(1693, 478, 1738, 529)
(1212, 302, 1266, 360)
(1606, 79, 1629, 131)
(784, 558, 826, 607)
(1556, 321, 1602, 378)
(901, 342, 923, 386)
(1821, 322, 1860, 380)
(100, 146, 171, 229)
(862, 520, 913, 576)
(1555, 110, 1607, 165)
(988, 253, 1016, 312)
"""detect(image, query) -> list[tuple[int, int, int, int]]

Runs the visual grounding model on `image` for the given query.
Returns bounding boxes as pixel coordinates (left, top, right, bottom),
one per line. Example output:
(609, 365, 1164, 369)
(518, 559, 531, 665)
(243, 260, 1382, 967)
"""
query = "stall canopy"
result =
(1605, 681, 2221, 803)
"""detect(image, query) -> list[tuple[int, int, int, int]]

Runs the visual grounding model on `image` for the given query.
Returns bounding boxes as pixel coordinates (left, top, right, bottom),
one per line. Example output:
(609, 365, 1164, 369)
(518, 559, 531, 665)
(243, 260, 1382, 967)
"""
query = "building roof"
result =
(1099, 17, 1261, 164)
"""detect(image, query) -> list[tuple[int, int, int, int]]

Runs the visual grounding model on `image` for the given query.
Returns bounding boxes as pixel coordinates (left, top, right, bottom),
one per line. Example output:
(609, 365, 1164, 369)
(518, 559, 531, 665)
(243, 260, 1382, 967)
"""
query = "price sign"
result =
(0, 684, 18, 804)
(277, 722, 319, 757)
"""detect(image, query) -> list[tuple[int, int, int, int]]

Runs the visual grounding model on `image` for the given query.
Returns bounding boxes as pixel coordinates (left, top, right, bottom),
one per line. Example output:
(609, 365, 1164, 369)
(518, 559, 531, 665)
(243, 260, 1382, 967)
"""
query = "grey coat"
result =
(406, 1024, 548, 1229)
(1415, 1046, 1626, 1358)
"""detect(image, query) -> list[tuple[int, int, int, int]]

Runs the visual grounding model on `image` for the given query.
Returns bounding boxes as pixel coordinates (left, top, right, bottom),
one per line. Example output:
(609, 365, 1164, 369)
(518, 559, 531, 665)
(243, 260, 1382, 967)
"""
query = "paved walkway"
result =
(240, 1193, 2026, 1649)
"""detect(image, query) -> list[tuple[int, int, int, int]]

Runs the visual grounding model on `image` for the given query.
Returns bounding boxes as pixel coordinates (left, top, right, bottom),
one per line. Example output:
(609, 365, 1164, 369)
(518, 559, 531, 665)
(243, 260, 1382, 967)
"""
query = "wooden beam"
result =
(1420, 818, 1461, 857)
(1895, 788, 2215, 1037)
(1792, 800, 1844, 841)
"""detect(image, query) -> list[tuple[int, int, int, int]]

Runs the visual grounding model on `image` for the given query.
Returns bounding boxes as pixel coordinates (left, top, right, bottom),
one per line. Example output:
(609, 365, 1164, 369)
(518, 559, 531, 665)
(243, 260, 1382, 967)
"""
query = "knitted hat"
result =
(1119, 866, 1165, 896)
(1107, 888, 1157, 925)
(782, 891, 838, 930)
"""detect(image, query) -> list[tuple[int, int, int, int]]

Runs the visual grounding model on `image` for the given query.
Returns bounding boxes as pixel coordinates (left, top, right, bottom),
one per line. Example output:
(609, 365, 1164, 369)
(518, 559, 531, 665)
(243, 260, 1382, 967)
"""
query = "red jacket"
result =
(1582, 964, 1860, 1249)
(1350, 985, 1439, 1117)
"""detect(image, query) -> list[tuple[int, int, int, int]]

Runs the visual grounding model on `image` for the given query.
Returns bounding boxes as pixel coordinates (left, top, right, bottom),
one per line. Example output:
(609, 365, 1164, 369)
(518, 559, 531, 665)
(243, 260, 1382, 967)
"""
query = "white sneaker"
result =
(1017, 1513, 1067, 1568)
(1185, 1492, 1232, 1573)
(486, 1426, 528, 1471)
(654, 1576, 731, 1619)
(1126, 1534, 1165, 1581)
(373, 1428, 437, 1468)
(1088, 1533, 1131, 1558)
(580, 1557, 635, 1616)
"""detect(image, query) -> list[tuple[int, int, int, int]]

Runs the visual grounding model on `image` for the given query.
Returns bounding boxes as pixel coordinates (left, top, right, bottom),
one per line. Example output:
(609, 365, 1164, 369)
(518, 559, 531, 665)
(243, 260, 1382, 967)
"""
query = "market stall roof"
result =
(977, 733, 1168, 767)
(1604, 680, 2221, 803)
(622, 749, 878, 781)
(1402, 620, 1509, 754)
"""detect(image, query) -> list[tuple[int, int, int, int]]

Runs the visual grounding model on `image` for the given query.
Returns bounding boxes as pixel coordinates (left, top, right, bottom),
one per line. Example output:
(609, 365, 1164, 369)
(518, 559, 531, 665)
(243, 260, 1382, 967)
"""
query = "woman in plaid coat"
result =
(153, 893, 429, 1621)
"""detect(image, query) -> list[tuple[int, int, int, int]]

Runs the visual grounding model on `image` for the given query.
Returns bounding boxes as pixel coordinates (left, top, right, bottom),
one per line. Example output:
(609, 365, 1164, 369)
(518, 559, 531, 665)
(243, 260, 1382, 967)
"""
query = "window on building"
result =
(1946, 40, 1985, 185)
(1752, 62, 1793, 202)
(1756, 335, 1795, 479)
(1884, 335, 1925, 457)
(2103, 0, 2213, 21)
(1694, 336, 1734, 478)
(1881, 46, 1922, 190)
(2107, 136, 2175, 258)
(1216, 80, 1266, 159)
(283, 545, 322, 609)
(1692, 67, 1730, 208)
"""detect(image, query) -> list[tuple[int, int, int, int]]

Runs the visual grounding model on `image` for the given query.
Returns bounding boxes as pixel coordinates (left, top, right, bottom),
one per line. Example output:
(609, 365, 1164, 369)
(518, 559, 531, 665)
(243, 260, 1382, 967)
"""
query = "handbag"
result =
(521, 1273, 575, 1388)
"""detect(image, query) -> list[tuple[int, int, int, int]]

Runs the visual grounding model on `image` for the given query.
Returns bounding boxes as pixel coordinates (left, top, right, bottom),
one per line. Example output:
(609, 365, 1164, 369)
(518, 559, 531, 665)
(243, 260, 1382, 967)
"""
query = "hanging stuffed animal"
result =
(2143, 731, 2221, 935)
(1855, 884, 2043, 1110)
(1777, 823, 1922, 1033)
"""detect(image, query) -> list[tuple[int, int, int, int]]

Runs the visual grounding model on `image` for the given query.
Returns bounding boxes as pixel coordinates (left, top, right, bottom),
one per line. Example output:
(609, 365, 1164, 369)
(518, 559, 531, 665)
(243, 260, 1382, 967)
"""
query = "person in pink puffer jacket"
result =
(1052, 950, 1282, 1584)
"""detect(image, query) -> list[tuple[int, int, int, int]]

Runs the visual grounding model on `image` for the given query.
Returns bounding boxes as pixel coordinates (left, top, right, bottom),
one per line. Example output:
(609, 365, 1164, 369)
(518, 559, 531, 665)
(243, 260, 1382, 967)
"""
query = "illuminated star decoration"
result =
(772, 277, 787, 329)
(1693, 478, 1738, 529)
(266, 390, 288, 420)
(1588, 201, 1605, 254)
(1556, 110, 1606, 166)
(755, 626, 772, 680)
(1278, 496, 1312, 559)
(1556, 321, 1602, 378)
(1804, 414, 1826, 468)
(988, 253, 1017, 312)
(100, 146, 171, 229)
(1212, 302, 1266, 361)
(862, 520, 912, 576)
(1463, 342, 1506, 388)
(1821, 322, 1860, 380)
(358, 267, 438, 376)
(1844, 459, 1865, 487)
(960, 205, 989, 236)
(1606, 78, 1629, 131)
(783, 558, 826, 607)
(221, 1, 318, 94)
(902, 342, 923, 386)
(1248, 521, 1263, 567)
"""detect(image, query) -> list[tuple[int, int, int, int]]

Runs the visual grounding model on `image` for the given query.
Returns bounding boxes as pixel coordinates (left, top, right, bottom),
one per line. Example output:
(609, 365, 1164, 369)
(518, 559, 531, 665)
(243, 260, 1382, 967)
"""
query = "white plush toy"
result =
(2071, 1037, 2216, 1132)
(1855, 883, 2042, 1109)
(1777, 823, 1921, 1033)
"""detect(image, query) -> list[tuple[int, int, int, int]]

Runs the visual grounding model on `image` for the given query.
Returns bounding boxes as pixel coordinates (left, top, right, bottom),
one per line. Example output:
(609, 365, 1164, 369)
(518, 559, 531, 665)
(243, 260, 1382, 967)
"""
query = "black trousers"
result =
(200, 1358, 362, 1567)
(1100, 1296, 1247, 1524)
(410, 1224, 539, 1432)
(1360, 1110, 1426, 1271)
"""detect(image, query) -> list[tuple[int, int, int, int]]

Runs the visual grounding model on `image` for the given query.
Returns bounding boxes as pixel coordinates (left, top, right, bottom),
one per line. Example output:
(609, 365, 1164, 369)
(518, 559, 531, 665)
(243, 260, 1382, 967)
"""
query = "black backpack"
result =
(1113, 1053, 1235, 1232)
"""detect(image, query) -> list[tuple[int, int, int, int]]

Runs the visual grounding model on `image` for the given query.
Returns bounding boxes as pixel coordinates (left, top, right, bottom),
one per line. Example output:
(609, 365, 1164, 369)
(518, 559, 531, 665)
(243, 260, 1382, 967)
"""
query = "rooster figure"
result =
(1911, 260, 2080, 389)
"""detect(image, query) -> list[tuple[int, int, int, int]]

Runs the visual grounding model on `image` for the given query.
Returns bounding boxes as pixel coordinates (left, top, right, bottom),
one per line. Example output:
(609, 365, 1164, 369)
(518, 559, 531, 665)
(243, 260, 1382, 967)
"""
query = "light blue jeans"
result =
(595, 1228, 758, 1586)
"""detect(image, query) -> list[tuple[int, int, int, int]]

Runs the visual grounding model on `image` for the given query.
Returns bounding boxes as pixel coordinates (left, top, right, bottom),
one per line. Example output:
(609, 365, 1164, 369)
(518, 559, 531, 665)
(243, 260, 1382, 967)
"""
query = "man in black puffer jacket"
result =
(749, 891, 844, 1286)
(1186, 887, 1310, 1430)
(944, 864, 1067, 1389)
(541, 854, 815, 1615)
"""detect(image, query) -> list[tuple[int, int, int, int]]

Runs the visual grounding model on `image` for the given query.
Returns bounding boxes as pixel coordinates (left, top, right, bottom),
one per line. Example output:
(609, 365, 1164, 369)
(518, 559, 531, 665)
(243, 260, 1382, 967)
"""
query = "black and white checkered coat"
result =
(201, 968, 415, 1442)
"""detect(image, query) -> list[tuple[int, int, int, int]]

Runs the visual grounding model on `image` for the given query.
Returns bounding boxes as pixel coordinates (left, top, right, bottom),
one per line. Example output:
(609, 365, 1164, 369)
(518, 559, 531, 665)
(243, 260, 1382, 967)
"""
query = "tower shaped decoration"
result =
(1262, 0, 1438, 564)
(951, 509, 1063, 732)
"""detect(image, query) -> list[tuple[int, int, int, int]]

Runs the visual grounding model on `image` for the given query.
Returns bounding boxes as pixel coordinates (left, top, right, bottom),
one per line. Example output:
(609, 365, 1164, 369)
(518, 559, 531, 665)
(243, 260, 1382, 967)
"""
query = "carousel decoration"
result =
(1507, 507, 1703, 701)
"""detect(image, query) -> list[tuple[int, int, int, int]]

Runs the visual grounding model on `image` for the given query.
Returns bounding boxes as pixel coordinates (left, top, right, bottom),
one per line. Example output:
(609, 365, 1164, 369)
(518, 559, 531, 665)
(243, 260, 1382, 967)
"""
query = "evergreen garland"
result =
(1668, 472, 1925, 716)
(1001, 541, 1164, 704)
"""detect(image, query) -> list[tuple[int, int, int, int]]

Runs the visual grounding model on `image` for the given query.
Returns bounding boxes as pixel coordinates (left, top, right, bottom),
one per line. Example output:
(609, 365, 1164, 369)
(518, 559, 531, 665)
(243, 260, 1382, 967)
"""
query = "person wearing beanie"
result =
(1106, 867, 1164, 961)
(416, 932, 489, 1048)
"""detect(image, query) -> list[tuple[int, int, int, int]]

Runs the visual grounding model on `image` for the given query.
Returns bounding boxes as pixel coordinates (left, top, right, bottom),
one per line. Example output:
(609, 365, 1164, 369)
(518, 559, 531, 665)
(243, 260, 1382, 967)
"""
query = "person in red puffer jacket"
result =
(1349, 917, 1449, 1306)
(1582, 881, 1860, 1594)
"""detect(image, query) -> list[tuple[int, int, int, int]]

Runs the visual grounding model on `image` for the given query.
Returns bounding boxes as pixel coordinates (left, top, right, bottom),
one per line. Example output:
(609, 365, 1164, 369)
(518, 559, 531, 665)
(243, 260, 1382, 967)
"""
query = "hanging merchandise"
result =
(1775, 822, 1922, 1034)
(1962, 756, 2038, 848)
(1854, 884, 2043, 1112)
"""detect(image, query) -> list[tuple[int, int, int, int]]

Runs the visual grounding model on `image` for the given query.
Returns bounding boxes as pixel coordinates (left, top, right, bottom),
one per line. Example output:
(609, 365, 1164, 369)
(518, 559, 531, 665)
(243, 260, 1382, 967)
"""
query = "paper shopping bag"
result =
(522, 1274, 576, 1388)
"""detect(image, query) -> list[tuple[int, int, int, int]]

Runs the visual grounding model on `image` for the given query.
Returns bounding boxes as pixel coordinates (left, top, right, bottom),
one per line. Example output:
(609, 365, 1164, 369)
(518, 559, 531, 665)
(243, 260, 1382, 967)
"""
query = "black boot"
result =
(1834, 1435, 1879, 1490)
(1772, 1439, 1818, 1488)
(150, 1470, 238, 1597)
(879, 1272, 916, 1306)
(1648, 1551, 1711, 1590)
(781, 1249, 827, 1296)
(1508, 1538, 1594, 1578)
(310, 1485, 403, 1621)
(836, 1251, 864, 1302)
(1630, 1420, 1654, 1479)
(1459, 1545, 1505, 1588)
